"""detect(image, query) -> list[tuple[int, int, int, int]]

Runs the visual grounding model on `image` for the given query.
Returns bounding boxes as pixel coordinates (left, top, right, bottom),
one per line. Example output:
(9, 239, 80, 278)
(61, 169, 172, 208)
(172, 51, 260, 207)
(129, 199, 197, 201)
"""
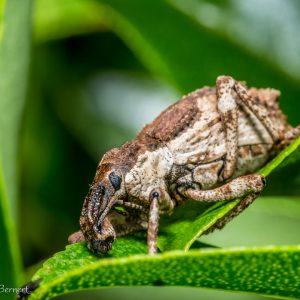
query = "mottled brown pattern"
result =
(239, 145, 251, 157)
(192, 160, 223, 189)
(250, 144, 265, 156)
(72, 75, 299, 255)
(137, 89, 211, 143)
(248, 88, 289, 131)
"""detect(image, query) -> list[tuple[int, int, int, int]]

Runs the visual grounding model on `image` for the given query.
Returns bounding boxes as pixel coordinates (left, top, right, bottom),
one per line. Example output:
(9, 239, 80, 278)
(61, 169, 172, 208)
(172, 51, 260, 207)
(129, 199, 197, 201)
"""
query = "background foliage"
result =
(0, 0, 299, 299)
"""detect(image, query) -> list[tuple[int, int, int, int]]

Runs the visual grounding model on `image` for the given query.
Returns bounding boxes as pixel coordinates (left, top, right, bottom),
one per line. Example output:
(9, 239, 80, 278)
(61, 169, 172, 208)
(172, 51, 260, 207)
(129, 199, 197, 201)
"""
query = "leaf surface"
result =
(0, 0, 32, 296)
(27, 137, 300, 299)
(30, 244, 300, 300)
(95, 0, 300, 124)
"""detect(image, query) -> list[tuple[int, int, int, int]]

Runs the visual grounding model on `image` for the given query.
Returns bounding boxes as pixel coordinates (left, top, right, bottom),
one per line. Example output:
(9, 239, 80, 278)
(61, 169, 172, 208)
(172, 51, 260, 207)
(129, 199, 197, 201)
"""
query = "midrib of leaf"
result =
(0, 0, 32, 293)
(260, 136, 300, 177)
(157, 136, 300, 252)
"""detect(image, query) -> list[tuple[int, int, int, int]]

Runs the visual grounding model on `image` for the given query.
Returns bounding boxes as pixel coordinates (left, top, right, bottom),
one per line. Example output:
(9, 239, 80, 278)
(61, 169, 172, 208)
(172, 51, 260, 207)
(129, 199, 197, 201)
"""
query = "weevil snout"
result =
(80, 164, 126, 254)
(89, 216, 116, 254)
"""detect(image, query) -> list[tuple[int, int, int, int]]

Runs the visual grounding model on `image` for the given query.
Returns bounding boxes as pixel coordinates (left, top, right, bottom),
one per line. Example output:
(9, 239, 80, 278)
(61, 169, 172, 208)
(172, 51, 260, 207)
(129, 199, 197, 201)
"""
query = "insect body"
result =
(69, 76, 300, 255)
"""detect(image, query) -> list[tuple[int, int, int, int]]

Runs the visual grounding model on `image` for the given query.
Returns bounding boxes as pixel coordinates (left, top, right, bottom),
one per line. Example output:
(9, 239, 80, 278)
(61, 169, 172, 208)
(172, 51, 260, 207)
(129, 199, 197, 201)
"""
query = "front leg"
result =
(180, 174, 265, 202)
(68, 230, 85, 244)
(203, 192, 259, 234)
(147, 192, 160, 255)
(146, 188, 175, 254)
(68, 212, 144, 245)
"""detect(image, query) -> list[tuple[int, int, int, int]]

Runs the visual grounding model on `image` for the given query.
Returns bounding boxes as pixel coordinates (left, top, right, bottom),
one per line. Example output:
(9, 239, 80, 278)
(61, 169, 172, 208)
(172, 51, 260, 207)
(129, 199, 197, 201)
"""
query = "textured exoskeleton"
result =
(69, 75, 300, 255)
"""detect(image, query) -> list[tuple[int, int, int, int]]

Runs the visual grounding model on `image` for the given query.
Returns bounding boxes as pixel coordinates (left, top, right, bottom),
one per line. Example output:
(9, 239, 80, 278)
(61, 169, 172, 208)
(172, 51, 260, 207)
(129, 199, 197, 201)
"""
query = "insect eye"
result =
(151, 191, 160, 199)
(109, 172, 122, 190)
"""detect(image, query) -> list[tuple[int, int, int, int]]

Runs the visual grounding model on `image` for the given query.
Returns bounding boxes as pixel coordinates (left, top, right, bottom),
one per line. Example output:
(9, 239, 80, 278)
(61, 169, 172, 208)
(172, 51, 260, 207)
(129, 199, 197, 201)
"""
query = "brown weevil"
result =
(68, 75, 300, 255)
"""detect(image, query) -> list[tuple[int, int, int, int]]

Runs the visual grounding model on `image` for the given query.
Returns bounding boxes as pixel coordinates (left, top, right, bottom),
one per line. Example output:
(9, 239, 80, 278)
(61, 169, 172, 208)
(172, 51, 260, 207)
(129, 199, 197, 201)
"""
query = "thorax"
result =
(124, 146, 173, 203)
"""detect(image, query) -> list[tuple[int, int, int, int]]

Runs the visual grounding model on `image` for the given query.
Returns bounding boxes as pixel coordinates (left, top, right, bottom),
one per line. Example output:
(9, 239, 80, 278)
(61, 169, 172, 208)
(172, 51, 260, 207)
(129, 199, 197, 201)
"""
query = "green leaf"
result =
(201, 196, 300, 248)
(33, 0, 105, 42)
(158, 137, 300, 251)
(32, 236, 148, 283)
(0, 0, 32, 295)
(32, 0, 300, 123)
(26, 138, 300, 300)
(24, 1, 300, 298)
(30, 244, 300, 300)
(170, 0, 300, 84)
(260, 137, 300, 177)
(94, 0, 300, 124)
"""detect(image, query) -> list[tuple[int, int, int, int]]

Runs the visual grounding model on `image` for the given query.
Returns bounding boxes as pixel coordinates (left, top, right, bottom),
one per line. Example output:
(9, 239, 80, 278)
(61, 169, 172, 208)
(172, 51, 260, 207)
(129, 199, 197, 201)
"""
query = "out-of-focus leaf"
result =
(34, 0, 105, 42)
(32, 0, 300, 90)
(54, 72, 178, 160)
(170, 0, 300, 83)
(38, 0, 300, 164)
(56, 286, 265, 300)
(33, 0, 300, 124)
(0, 0, 32, 213)
(201, 196, 300, 248)
(0, 0, 32, 296)
(94, 0, 300, 125)
(38, 0, 300, 206)
(29, 244, 300, 299)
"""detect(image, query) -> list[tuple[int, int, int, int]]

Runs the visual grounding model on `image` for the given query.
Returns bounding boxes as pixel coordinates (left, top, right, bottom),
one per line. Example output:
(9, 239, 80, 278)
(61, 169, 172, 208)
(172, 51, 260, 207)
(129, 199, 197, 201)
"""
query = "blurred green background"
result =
(1, 0, 300, 299)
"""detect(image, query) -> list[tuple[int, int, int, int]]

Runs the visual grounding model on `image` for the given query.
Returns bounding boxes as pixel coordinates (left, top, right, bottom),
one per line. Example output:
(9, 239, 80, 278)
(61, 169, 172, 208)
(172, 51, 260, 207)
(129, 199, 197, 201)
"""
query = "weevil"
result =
(69, 75, 300, 255)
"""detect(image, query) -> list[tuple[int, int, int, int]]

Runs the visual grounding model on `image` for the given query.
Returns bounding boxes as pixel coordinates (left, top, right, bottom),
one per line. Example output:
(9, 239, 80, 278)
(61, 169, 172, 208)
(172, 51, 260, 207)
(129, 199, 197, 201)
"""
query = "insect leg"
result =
(68, 230, 85, 244)
(234, 80, 281, 142)
(113, 223, 144, 237)
(180, 174, 265, 202)
(147, 196, 159, 255)
(69, 212, 145, 245)
(102, 210, 145, 238)
(216, 75, 239, 180)
(203, 192, 259, 234)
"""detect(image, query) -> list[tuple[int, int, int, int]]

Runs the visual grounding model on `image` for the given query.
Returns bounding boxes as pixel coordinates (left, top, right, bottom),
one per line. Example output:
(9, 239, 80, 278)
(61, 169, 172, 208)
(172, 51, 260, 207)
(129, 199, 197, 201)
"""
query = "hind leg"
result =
(203, 192, 259, 234)
(179, 174, 265, 236)
(179, 174, 265, 203)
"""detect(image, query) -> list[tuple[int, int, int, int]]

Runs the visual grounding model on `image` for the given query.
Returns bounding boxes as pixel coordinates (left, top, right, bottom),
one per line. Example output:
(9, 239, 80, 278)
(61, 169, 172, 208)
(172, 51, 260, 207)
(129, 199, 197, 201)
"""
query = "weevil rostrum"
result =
(68, 75, 300, 255)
